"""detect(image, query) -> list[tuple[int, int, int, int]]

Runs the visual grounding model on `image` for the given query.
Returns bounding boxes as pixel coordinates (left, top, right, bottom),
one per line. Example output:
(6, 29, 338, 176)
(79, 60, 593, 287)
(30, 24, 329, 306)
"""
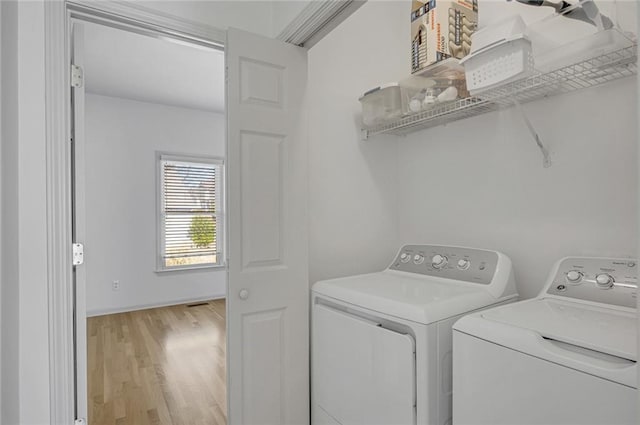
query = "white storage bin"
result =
(359, 83, 403, 127)
(461, 36, 534, 95)
(460, 15, 535, 95)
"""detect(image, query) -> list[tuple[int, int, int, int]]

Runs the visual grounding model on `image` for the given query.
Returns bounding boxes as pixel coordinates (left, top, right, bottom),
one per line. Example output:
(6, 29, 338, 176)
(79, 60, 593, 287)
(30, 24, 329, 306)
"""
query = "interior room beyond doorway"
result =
(77, 20, 227, 425)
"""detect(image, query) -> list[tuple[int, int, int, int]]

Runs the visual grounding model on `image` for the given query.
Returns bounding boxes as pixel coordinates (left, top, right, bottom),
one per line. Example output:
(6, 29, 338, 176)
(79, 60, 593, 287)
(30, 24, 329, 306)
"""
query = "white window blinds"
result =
(160, 156, 222, 269)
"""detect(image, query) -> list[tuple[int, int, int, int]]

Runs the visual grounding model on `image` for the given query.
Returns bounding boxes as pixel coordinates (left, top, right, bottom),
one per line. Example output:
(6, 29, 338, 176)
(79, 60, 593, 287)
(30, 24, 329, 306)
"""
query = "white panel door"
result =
(71, 21, 89, 422)
(226, 28, 309, 425)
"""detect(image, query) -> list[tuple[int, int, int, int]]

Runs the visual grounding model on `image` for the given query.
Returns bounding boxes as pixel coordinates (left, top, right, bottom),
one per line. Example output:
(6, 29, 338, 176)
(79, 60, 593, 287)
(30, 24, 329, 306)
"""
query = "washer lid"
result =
(454, 298, 637, 388)
(480, 298, 637, 361)
(312, 270, 502, 325)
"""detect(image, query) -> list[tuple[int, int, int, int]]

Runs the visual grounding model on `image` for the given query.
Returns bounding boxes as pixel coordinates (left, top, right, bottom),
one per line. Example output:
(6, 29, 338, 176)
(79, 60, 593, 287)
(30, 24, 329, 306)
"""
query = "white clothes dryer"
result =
(453, 257, 637, 425)
(311, 244, 518, 425)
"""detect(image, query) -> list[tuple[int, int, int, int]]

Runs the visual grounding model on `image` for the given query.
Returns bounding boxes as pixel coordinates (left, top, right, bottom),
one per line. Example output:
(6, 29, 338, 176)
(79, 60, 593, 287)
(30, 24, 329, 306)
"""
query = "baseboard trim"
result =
(87, 294, 226, 317)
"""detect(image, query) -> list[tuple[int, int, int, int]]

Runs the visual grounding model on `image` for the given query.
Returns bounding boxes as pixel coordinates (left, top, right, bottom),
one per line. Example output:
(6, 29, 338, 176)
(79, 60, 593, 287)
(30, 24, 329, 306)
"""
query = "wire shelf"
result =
(362, 43, 637, 139)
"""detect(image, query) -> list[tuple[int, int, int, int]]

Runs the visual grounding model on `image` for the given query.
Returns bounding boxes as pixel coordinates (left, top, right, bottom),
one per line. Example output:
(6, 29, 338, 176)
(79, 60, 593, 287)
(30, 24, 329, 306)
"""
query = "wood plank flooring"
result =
(87, 299, 227, 425)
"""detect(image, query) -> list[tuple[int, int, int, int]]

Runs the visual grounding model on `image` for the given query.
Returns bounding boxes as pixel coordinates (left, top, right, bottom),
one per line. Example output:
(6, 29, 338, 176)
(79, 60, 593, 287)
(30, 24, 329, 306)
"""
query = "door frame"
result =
(44, 2, 226, 423)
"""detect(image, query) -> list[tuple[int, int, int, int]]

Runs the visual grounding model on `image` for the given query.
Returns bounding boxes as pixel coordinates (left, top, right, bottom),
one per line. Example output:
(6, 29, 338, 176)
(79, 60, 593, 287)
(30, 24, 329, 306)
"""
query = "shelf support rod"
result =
(514, 100, 552, 168)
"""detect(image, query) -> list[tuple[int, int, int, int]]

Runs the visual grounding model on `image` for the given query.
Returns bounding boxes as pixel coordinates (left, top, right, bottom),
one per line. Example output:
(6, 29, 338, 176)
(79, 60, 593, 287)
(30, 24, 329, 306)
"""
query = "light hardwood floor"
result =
(88, 299, 227, 425)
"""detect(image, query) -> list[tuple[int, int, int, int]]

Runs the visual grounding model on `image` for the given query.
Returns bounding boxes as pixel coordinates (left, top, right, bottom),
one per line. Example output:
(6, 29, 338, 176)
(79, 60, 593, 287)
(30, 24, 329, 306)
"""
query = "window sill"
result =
(155, 263, 227, 274)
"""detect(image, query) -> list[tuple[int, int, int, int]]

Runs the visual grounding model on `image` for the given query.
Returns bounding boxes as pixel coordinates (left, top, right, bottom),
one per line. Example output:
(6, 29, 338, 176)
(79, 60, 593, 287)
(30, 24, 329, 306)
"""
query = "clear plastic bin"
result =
(360, 77, 441, 127)
(359, 83, 403, 128)
(399, 76, 436, 115)
(401, 76, 468, 114)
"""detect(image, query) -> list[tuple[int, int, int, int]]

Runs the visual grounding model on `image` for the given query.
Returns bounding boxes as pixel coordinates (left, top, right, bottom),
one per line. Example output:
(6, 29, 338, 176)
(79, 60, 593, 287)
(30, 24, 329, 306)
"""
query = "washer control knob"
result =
(457, 259, 471, 270)
(595, 273, 614, 289)
(431, 254, 448, 269)
(565, 270, 583, 284)
(413, 254, 425, 265)
(400, 253, 411, 263)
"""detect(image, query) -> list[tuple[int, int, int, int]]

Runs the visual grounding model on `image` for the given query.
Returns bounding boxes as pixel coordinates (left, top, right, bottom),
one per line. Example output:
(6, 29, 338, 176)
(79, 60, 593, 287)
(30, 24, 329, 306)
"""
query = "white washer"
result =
(453, 257, 638, 425)
(311, 244, 518, 425)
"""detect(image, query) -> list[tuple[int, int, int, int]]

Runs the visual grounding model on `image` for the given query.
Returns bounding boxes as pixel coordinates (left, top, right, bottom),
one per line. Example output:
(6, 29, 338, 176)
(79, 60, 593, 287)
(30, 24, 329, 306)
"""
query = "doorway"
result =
(63, 5, 311, 424)
(71, 18, 228, 425)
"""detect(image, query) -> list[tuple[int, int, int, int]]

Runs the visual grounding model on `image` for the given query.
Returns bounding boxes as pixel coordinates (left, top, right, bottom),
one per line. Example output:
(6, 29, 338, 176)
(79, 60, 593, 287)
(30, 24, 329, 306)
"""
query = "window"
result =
(158, 154, 223, 270)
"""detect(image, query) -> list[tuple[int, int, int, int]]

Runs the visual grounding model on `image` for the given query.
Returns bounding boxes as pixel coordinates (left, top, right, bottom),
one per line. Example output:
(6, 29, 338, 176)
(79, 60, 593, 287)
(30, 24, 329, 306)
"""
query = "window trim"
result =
(156, 152, 225, 272)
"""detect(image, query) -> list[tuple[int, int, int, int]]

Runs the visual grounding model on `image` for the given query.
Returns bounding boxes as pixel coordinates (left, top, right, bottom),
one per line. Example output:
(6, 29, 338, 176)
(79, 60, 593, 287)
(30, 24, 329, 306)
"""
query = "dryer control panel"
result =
(389, 244, 499, 285)
(546, 257, 637, 309)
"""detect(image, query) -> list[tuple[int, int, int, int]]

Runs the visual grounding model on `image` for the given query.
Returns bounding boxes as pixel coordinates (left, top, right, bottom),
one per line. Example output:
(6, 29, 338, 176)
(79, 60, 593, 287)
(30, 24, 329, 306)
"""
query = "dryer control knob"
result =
(413, 254, 425, 265)
(400, 253, 411, 263)
(595, 273, 614, 289)
(431, 254, 448, 269)
(566, 270, 583, 284)
(457, 259, 471, 270)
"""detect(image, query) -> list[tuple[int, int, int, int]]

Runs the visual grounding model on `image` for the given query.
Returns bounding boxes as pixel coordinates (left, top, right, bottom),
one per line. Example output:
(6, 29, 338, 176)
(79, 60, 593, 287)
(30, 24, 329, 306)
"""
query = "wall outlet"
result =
(112, 280, 120, 291)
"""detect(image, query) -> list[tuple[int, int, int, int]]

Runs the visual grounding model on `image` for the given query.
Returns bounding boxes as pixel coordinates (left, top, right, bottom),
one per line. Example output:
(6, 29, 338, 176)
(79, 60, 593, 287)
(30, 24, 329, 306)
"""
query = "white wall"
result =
(307, 1, 403, 285)
(0, 1, 53, 424)
(308, 0, 638, 299)
(135, 1, 274, 37)
(397, 81, 637, 298)
(84, 94, 226, 316)
(0, 2, 20, 422)
(137, 1, 312, 39)
(18, 2, 51, 422)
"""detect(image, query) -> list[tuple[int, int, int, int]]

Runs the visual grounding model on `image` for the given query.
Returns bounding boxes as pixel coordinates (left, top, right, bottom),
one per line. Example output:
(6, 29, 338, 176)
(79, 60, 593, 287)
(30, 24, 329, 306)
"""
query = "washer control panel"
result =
(546, 257, 637, 308)
(390, 245, 499, 284)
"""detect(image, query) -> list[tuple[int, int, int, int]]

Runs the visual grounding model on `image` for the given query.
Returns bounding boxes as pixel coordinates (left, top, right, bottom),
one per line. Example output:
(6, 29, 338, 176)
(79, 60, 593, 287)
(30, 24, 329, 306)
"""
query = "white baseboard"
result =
(86, 293, 226, 317)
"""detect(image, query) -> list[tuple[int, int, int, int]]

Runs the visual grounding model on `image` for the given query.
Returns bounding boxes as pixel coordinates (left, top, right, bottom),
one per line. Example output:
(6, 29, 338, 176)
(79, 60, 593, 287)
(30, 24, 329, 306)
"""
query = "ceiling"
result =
(84, 22, 225, 113)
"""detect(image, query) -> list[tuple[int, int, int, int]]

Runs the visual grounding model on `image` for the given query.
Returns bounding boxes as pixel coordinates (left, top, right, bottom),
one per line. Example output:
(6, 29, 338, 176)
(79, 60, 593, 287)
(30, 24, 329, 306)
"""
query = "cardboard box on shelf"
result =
(411, 0, 478, 75)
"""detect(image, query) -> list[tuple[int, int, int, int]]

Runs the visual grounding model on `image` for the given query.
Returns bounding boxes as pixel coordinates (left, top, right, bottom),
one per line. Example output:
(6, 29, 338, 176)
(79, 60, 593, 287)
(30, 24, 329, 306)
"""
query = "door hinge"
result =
(74, 419, 86, 425)
(71, 64, 84, 88)
(73, 243, 84, 266)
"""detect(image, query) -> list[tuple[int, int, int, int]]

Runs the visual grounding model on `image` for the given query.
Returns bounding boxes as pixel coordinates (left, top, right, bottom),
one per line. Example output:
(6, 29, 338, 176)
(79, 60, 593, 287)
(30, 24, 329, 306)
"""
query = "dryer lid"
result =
(312, 270, 505, 324)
